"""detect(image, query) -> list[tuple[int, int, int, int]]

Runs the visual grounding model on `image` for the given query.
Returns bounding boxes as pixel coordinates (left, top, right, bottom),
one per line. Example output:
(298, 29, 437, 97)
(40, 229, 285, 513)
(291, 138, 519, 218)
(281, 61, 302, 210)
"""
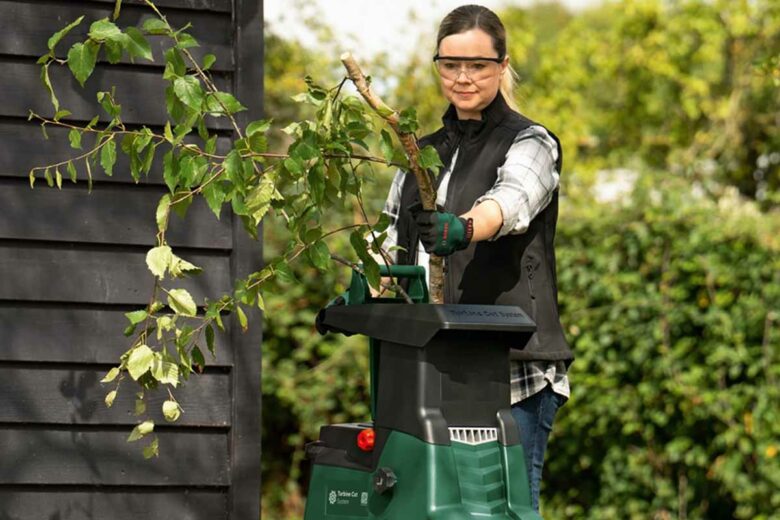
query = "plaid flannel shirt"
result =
(378, 125, 570, 404)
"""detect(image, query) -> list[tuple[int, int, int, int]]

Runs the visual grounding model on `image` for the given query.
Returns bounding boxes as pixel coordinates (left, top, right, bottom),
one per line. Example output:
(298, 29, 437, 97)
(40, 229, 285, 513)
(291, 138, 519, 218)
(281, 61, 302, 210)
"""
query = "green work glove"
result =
(409, 203, 474, 256)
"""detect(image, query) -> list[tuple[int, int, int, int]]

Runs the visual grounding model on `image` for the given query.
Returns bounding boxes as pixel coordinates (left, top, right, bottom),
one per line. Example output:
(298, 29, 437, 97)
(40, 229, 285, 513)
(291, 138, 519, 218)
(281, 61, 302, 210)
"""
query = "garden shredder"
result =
(304, 265, 543, 519)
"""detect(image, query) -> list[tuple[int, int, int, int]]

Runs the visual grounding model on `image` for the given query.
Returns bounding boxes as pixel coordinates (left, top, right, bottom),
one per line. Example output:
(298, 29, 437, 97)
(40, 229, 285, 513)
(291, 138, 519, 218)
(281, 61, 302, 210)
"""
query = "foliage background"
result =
(261, 0, 779, 518)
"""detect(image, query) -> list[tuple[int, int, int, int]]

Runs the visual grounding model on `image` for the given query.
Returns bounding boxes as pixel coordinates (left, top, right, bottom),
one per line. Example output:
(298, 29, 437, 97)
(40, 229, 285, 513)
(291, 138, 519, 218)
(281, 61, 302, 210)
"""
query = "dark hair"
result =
(436, 5, 507, 59)
(436, 5, 518, 109)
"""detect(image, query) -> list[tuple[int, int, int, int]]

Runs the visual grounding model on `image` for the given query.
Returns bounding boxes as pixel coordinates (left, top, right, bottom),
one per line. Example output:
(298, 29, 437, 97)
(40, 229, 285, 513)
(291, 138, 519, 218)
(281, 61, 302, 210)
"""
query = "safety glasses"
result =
(432, 54, 504, 82)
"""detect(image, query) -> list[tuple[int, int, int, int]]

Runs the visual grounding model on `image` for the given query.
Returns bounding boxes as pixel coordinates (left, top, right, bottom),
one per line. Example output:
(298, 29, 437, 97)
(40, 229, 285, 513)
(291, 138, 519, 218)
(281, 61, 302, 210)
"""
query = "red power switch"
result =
(357, 428, 375, 452)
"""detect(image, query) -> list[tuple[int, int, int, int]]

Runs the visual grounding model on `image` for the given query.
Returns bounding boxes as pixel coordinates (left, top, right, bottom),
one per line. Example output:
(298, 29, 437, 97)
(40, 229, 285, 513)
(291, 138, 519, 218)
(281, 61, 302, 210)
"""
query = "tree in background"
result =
(261, 1, 779, 518)
(507, 0, 779, 203)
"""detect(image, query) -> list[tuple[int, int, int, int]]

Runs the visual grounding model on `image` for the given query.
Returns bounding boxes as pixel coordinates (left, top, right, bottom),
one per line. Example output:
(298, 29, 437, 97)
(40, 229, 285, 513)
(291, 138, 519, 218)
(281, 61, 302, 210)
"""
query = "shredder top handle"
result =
(348, 264, 429, 305)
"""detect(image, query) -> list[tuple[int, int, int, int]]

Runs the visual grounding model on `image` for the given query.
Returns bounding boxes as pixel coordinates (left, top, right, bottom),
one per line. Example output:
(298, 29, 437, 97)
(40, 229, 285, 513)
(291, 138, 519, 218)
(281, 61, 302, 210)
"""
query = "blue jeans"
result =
(510, 385, 566, 513)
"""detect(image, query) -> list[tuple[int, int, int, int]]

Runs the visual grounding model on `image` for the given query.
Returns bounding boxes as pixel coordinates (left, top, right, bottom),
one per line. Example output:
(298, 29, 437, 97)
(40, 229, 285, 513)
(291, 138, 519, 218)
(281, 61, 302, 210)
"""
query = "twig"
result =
(330, 254, 414, 304)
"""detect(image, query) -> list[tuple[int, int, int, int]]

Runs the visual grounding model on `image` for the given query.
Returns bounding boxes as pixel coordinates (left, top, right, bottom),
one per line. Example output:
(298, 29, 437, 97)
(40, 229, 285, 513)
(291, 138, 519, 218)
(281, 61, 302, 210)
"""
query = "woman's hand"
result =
(409, 203, 474, 256)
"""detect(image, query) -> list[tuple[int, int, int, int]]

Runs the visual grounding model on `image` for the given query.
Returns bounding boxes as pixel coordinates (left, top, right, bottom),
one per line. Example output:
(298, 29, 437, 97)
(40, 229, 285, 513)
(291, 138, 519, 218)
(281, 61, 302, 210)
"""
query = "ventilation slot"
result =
(449, 427, 498, 446)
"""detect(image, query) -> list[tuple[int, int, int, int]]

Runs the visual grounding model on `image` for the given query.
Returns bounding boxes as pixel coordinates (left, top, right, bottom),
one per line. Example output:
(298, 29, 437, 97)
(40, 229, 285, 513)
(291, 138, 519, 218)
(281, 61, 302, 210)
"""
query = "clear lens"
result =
(436, 59, 499, 82)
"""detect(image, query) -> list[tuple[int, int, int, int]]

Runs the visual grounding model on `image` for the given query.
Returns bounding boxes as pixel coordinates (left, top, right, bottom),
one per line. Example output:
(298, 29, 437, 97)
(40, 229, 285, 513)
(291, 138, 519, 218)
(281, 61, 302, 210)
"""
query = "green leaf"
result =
(141, 142, 156, 176)
(134, 397, 146, 416)
(28, 170, 35, 188)
(125, 27, 153, 61)
(364, 256, 381, 290)
(40, 64, 59, 113)
(205, 324, 216, 357)
(379, 129, 395, 163)
(171, 189, 193, 218)
(44, 167, 54, 187)
(205, 135, 217, 155)
(124, 309, 148, 326)
(418, 144, 444, 174)
(67, 41, 99, 86)
(48, 16, 85, 51)
(127, 344, 154, 380)
(374, 212, 391, 233)
(308, 240, 331, 271)
(85, 155, 93, 192)
(307, 164, 325, 205)
(146, 245, 172, 279)
(176, 32, 199, 49)
(248, 133, 267, 155)
(205, 92, 246, 115)
(152, 357, 180, 387)
(127, 420, 154, 442)
(274, 262, 297, 284)
(191, 345, 206, 372)
(292, 131, 320, 161)
(398, 107, 419, 133)
(66, 161, 78, 183)
(236, 305, 248, 332)
(173, 76, 204, 110)
(245, 177, 275, 223)
(169, 255, 202, 278)
(98, 90, 122, 118)
(101, 367, 121, 383)
(163, 151, 178, 193)
(100, 139, 117, 176)
(202, 182, 226, 219)
(55, 168, 62, 189)
(202, 53, 217, 70)
(163, 47, 186, 80)
(85, 115, 100, 130)
(156, 194, 171, 232)
(162, 400, 181, 422)
(142, 437, 159, 459)
(223, 150, 243, 185)
(163, 121, 174, 143)
(104, 39, 124, 64)
(68, 129, 82, 150)
(53, 110, 72, 121)
(133, 128, 153, 154)
(142, 18, 169, 35)
(168, 288, 197, 317)
(88, 18, 123, 42)
(104, 390, 117, 407)
(283, 157, 304, 177)
(350, 230, 380, 287)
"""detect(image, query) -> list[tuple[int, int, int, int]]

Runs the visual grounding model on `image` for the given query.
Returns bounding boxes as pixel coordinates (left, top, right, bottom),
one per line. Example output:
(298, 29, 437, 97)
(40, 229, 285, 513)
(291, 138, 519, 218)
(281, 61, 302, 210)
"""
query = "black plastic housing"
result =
(316, 304, 535, 447)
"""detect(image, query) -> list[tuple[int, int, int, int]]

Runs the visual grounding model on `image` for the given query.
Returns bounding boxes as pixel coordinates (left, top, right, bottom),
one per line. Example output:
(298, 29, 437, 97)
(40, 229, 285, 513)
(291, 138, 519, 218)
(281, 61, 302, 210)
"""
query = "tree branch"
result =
(340, 52, 445, 304)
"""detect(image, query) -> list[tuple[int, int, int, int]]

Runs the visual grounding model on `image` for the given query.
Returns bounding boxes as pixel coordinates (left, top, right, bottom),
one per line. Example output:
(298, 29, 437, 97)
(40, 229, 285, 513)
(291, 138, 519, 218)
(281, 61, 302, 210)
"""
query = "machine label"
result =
(325, 481, 369, 517)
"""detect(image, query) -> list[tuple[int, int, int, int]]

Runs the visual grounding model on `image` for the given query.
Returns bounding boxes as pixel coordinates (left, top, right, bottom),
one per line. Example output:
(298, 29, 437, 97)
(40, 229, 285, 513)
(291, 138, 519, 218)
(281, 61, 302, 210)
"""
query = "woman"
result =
(377, 4, 573, 512)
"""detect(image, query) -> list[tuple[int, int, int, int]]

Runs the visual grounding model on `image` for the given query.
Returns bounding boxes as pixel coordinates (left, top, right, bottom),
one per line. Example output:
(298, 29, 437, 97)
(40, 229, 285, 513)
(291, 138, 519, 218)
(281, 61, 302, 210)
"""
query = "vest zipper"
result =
(443, 136, 465, 211)
(442, 134, 464, 304)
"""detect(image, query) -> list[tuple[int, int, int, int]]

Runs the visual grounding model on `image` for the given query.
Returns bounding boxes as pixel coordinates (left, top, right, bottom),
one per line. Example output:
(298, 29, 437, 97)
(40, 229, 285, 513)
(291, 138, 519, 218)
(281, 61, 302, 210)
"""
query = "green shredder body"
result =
(304, 266, 543, 519)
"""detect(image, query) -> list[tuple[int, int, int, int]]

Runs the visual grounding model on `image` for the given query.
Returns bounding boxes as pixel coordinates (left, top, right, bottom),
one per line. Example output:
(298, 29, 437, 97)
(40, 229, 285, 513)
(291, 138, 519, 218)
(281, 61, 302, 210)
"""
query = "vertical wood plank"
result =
(229, 0, 264, 517)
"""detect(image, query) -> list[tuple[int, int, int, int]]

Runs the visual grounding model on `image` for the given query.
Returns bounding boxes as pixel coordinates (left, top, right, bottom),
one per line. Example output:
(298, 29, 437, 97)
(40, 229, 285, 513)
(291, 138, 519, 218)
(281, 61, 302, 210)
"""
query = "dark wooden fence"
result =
(0, 1, 263, 518)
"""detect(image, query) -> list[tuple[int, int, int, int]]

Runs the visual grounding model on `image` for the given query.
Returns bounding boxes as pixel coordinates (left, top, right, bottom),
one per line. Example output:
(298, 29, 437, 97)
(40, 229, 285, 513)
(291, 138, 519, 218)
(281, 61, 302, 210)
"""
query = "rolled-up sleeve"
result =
(475, 125, 560, 238)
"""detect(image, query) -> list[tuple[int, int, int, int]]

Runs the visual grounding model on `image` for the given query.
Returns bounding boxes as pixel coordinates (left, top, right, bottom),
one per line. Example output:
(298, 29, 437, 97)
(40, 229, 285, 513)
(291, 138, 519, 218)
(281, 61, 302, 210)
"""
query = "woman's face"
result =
(437, 28, 508, 120)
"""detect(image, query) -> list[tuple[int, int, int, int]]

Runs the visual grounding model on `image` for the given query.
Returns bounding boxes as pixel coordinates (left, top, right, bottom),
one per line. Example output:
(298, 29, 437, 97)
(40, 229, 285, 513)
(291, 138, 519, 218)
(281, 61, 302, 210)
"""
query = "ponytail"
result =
(500, 63, 520, 112)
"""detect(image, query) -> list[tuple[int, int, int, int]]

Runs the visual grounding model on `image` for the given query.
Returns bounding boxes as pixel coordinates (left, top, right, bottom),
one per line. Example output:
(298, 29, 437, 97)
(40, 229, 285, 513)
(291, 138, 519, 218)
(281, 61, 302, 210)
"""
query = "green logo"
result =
(325, 483, 369, 517)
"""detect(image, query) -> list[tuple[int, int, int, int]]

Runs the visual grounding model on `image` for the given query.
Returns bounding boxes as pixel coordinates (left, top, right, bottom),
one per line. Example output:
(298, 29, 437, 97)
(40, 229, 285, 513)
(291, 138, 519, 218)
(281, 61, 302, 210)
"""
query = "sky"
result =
(264, 0, 598, 65)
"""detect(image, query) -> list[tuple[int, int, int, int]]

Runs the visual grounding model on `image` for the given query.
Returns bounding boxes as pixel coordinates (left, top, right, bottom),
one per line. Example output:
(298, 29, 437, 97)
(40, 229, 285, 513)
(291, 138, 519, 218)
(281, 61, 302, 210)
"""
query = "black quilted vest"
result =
(396, 93, 572, 362)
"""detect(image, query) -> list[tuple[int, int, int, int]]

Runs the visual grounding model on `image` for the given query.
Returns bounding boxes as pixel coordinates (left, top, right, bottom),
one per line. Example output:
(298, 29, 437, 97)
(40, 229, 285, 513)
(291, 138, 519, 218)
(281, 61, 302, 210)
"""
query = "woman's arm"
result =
(460, 199, 503, 241)
(468, 125, 560, 241)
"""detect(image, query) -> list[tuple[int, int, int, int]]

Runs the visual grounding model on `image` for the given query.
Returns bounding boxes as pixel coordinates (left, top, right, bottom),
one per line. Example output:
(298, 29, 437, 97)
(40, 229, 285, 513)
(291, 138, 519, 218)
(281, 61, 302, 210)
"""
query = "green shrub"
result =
(546, 174, 780, 519)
